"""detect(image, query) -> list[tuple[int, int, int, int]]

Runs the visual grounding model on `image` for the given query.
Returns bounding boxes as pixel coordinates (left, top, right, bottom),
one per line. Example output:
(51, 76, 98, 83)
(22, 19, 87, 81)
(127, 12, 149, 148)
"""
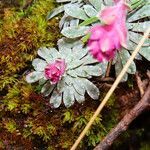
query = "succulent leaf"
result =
(82, 79, 100, 100)
(63, 86, 75, 107)
(26, 71, 44, 83)
(128, 21, 150, 32)
(128, 4, 150, 22)
(41, 82, 55, 96)
(139, 47, 150, 61)
(83, 5, 98, 17)
(114, 53, 128, 82)
(47, 5, 64, 20)
(79, 65, 102, 76)
(61, 26, 89, 38)
(114, 50, 137, 81)
(32, 58, 47, 71)
(89, 0, 102, 11)
(64, 4, 88, 20)
(50, 89, 62, 108)
(129, 31, 150, 47)
(74, 91, 85, 103)
(38, 47, 53, 63)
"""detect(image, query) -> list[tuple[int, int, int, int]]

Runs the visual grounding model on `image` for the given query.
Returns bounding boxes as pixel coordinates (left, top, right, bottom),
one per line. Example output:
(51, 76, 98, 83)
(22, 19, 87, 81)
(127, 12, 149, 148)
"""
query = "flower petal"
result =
(89, 25, 104, 40)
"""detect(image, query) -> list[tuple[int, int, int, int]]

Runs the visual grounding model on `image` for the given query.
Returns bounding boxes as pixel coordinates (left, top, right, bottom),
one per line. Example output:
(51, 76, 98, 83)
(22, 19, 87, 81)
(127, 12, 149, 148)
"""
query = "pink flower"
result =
(44, 59, 66, 84)
(88, 0, 129, 62)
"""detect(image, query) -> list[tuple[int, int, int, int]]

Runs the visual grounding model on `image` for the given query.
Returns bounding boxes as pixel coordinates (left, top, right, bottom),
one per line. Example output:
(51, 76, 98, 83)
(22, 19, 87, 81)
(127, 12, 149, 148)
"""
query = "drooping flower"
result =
(88, 0, 129, 62)
(44, 59, 66, 84)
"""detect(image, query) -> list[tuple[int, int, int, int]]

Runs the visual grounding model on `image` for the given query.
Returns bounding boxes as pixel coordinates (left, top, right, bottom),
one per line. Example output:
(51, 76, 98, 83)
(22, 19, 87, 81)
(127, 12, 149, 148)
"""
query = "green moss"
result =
(140, 142, 150, 150)
(3, 119, 17, 133)
(0, 78, 119, 149)
(0, 141, 4, 149)
(0, 0, 123, 149)
(0, 0, 59, 91)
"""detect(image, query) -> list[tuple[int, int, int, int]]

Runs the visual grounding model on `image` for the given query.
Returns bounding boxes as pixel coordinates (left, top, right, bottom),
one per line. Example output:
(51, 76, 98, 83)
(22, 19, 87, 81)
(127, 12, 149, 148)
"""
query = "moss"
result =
(0, 0, 59, 91)
(140, 142, 150, 150)
(0, 77, 120, 149)
(0, 0, 123, 149)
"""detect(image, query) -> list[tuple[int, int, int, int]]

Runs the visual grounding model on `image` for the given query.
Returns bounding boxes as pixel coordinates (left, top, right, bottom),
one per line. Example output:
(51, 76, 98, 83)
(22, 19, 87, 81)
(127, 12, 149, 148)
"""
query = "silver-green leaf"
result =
(26, 71, 43, 83)
(64, 4, 88, 20)
(61, 26, 89, 38)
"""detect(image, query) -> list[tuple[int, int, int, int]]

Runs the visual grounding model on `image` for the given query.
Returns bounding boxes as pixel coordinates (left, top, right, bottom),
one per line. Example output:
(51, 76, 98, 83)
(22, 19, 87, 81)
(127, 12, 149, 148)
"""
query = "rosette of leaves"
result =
(47, 0, 100, 33)
(114, 0, 150, 81)
(47, 0, 150, 81)
(26, 39, 106, 108)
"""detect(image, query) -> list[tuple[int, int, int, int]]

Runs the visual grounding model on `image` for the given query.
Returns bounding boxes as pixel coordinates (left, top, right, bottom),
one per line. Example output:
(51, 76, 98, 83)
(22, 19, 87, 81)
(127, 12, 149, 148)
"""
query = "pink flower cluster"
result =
(88, 0, 128, 62)
(44, 59, 66, 84)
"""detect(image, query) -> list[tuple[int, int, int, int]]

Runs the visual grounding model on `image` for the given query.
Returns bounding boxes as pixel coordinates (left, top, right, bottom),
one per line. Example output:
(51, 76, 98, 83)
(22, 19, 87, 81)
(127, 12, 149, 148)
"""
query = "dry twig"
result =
(136, 72, 144, 96)
(94, 72, 150, 150)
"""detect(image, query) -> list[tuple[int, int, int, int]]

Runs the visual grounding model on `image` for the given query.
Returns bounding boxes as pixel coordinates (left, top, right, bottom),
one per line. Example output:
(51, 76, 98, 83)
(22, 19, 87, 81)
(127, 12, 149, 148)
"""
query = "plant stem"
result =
(105, 59, 113, 77)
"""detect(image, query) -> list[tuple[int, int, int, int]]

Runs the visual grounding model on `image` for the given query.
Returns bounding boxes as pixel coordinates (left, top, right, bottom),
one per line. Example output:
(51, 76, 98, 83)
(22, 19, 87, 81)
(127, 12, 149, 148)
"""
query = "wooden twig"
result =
(94, 82, 150, 150)
(136, 72, 144, 96)
(147, 70, 150, 79)
(99, 77, 115, 82)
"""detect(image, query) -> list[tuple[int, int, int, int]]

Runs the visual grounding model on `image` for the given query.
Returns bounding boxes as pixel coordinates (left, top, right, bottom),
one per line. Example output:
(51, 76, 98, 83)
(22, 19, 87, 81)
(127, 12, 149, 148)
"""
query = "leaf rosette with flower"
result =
(48, 0, 150, 81)
(26, 39, 106, 108)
